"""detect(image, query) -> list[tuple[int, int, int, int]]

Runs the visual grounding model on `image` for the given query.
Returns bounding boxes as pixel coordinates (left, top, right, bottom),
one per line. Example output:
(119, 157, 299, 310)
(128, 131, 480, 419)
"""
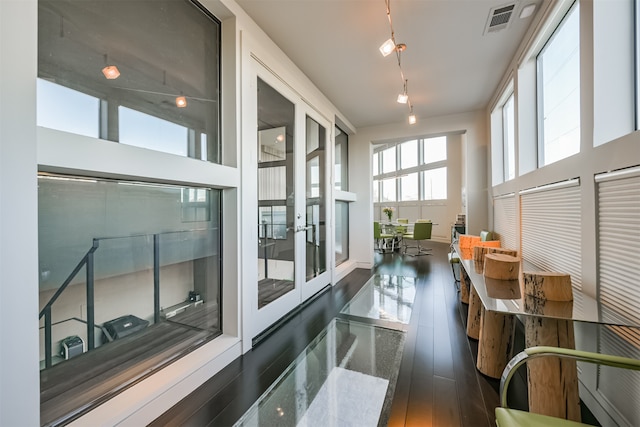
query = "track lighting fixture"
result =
(380, 0, 417, 124)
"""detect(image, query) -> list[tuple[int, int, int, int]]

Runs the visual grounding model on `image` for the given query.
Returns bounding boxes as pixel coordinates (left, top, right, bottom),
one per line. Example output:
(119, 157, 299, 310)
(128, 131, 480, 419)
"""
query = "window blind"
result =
(520, 179, 582, 291)
(493, 193, 517, 251)
(596, 167, 640, 427)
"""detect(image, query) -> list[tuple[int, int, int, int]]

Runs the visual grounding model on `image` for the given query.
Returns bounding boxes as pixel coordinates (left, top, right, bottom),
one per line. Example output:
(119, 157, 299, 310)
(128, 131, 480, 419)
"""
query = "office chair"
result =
(402, 221, 432, 255)
(496, 346, 640, 427)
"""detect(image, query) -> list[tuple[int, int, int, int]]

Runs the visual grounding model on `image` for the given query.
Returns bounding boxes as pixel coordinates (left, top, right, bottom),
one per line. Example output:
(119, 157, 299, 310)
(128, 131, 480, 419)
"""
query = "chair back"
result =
(416, 219, 431, 223)
(413, 221, 432, 240)
(373, 221, 381, 239)
(480, 230, 494, 241)
(397, 218, 409, 224)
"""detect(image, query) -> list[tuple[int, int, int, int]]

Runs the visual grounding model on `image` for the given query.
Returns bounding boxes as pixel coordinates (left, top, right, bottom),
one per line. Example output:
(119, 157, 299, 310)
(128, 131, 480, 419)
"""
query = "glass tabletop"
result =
(453, 244, 640, 328)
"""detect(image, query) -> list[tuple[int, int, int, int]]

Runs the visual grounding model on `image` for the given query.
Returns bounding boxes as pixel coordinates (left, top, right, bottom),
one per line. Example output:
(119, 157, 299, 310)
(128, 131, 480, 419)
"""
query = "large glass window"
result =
(38, 174, 221, 423)
(537, 2, 580, 166)
(423, 136, 447, 164)
(422, 167, 447, 200)
(400, 139, 418, 169)
(381, 178, 397, 202)
(373, 136, 449, 207)
(503, 93, 516, 180)
(37, 0, 221, 163)
(400, 173, 419, 201)
(382, 147, 396, 173)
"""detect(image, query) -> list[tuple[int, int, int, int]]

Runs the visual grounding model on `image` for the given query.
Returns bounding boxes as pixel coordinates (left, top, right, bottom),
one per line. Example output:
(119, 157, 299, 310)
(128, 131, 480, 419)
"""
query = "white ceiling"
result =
(235, 0, 545, 129)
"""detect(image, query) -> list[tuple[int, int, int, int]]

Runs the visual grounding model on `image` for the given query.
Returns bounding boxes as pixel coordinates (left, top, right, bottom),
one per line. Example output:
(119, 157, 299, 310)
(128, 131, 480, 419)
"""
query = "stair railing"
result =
(39, 239, 100, 368)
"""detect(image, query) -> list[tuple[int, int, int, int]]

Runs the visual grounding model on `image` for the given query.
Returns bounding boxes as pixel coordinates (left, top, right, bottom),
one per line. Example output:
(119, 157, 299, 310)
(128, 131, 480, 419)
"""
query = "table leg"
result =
(477, 307, 515, 379)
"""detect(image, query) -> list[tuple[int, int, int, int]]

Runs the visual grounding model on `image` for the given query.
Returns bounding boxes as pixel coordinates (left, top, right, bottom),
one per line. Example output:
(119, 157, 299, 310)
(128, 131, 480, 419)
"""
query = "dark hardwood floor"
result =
(152, 242, 509, 426)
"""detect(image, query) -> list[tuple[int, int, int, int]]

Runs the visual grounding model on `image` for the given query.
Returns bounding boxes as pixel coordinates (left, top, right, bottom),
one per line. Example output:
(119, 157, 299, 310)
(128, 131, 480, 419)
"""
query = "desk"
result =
(453, 244, 640, 421)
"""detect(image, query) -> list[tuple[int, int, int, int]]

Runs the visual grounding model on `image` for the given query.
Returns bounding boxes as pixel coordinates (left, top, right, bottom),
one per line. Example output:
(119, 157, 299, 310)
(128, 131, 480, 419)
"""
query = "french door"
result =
(254, 73, 330, 338)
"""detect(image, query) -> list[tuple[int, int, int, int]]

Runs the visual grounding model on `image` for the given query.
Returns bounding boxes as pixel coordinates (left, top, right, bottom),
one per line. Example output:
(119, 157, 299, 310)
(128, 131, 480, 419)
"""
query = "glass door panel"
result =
(305, 116, 326, 281)
(300, 113, 330, 301)
(257, 78, 296, 309)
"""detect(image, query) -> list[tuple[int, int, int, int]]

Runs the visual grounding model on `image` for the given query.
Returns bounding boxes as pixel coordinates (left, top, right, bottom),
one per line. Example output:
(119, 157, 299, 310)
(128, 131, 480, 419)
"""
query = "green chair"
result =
(397, 218, 409, 224)
(374, 221, 395, 252)
(496, 346, 640, 427)
(402, 221, 432, 255)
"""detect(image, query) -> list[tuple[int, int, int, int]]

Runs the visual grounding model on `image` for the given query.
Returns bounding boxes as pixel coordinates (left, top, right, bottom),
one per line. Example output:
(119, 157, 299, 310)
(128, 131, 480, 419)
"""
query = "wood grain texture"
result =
(460, 268, 470, 304)
(483, 253, 520, 280)
(466, 286, 482, 340)
(477, 307, 515, 379)
(523, 271, 573, 301)
(524, 315, 580, 421)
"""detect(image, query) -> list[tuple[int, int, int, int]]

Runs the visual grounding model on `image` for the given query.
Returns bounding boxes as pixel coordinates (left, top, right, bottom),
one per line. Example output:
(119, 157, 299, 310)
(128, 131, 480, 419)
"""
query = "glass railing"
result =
(39, 228, 221, 369)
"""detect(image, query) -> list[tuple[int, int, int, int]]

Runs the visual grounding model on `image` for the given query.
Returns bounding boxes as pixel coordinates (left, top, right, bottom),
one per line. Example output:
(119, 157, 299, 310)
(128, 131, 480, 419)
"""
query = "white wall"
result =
(0, 0, 41, 424)
(350, 110, 489, 269)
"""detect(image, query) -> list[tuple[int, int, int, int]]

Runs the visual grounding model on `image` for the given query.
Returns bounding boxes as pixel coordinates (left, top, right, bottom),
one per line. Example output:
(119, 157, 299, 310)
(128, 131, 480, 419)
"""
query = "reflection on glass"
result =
(334, 125, 348, 191)
(37, 78, 100, 138)
(257, 78, 295, 308)
(37, 174, 221, 380)
(306, 116, 326, 280)
(335, 201, 349, 266)
(37, 0, 221, 163)
(234, 318, 405, 427)
(341, 275, 417, 326)
(119, 106, 189, 157)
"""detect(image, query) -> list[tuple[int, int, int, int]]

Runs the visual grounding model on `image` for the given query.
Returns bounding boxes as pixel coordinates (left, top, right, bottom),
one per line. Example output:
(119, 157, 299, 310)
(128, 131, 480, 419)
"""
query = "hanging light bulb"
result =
(397, 79, 408, 104)
(379, 38, 396, 57)
(408, 106, 417, 125)
(101, 54, 120, 79)
(102, 65, 120, 80)
(176, 96, 187, 108)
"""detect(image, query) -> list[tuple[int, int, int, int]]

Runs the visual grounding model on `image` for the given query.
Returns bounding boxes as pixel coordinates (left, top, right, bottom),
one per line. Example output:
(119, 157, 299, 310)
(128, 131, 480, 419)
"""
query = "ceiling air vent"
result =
(484, 3, 516, 34)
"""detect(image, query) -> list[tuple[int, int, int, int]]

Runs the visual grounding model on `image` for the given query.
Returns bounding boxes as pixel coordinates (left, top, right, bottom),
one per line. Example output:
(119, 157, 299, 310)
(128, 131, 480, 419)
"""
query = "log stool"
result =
(475, 253, 520, 378)
(523, 271, 580, 422)
(460, 268, 470, 304)
(466, 286, 482, 339)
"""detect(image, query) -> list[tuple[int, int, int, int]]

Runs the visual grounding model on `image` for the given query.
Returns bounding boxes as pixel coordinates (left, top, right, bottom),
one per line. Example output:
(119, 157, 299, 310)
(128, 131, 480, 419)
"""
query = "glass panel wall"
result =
(38, 174, 221, 367)
(37, 0, 221, 163)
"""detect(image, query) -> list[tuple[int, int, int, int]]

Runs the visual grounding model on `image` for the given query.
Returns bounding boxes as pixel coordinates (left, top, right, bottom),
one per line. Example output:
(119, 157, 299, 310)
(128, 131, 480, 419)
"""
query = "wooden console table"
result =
(452, 243, 639, 422)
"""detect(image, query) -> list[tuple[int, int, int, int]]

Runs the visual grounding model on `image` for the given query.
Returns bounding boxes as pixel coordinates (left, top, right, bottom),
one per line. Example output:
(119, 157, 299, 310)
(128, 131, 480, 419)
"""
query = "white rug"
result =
(296, 367, 389, 427)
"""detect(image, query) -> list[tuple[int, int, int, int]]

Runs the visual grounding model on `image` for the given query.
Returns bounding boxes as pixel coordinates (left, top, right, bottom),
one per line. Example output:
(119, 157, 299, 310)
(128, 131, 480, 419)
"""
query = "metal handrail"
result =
(39, 239, 99, 368)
